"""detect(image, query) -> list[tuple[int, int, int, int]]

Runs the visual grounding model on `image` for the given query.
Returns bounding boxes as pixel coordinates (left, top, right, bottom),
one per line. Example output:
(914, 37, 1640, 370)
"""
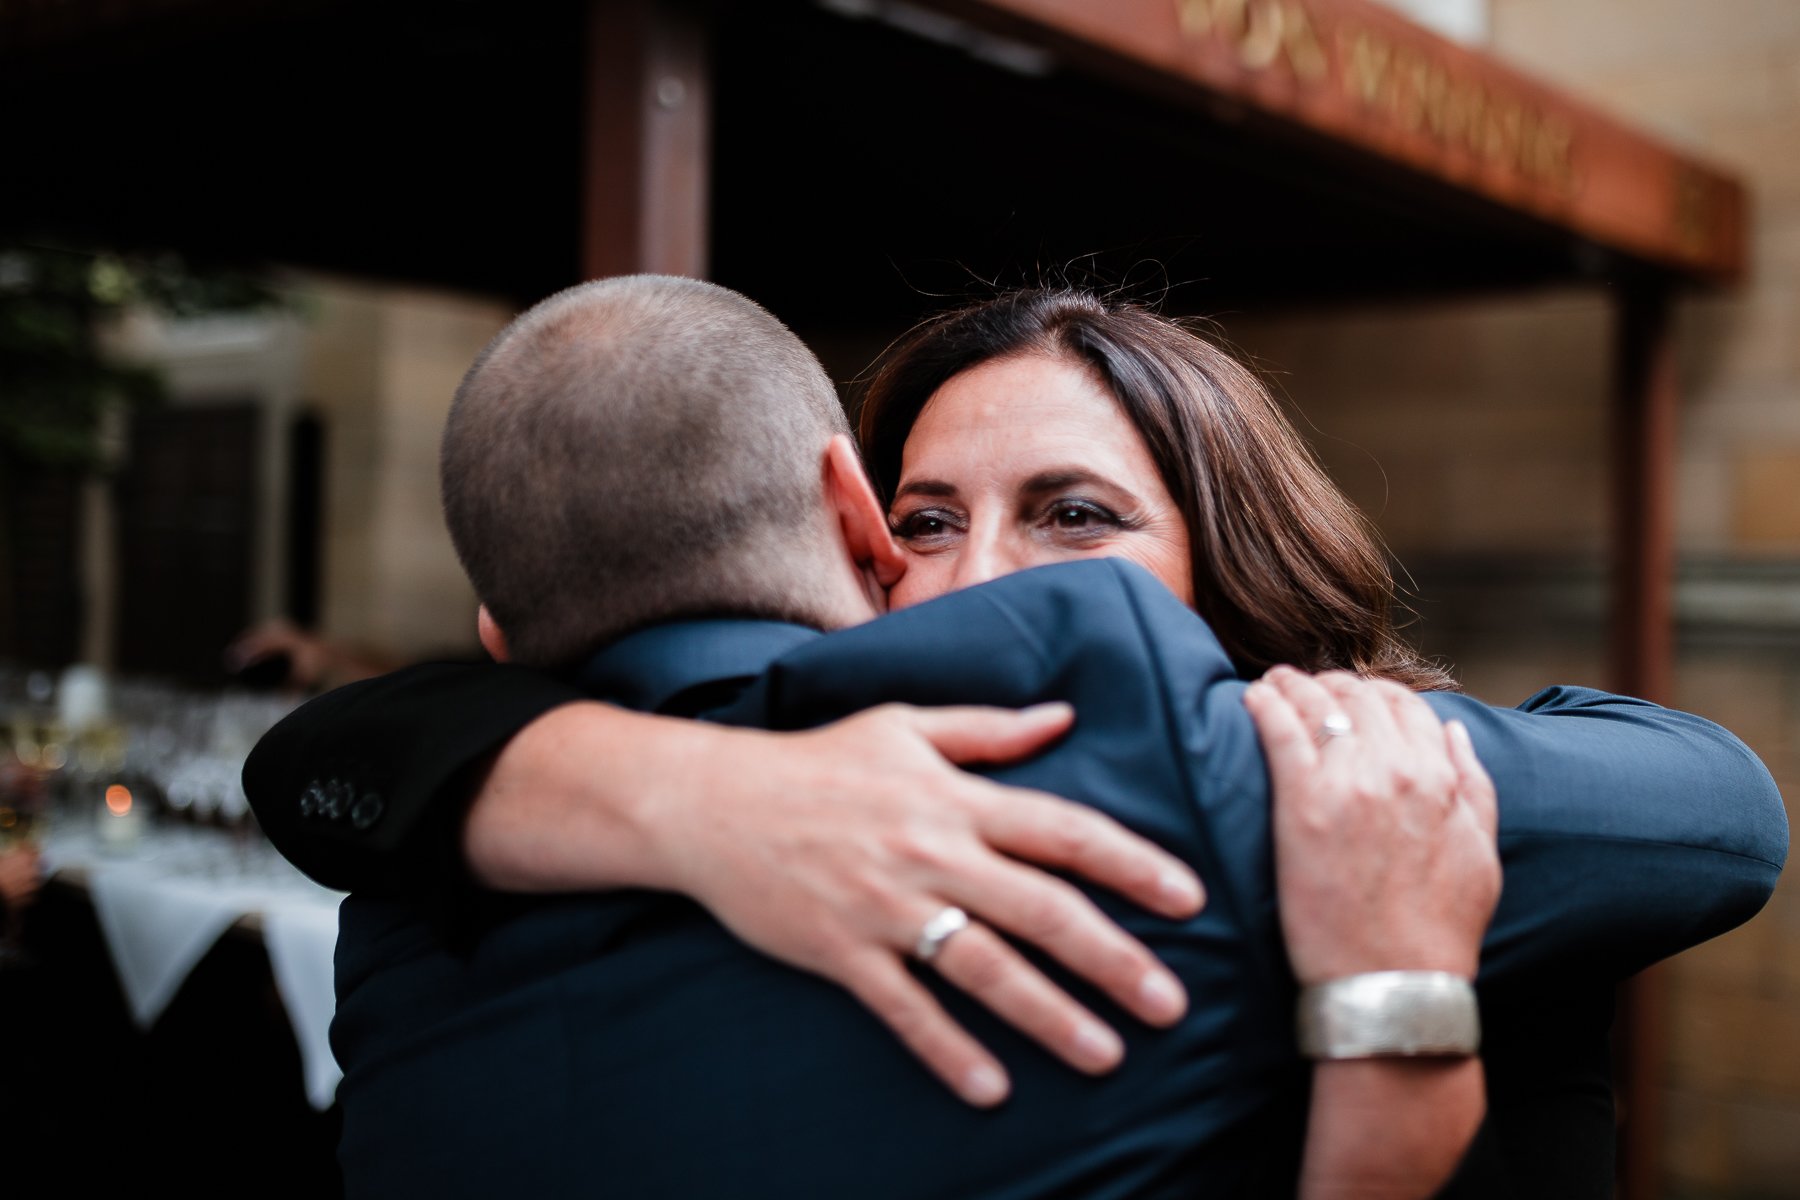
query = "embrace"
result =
(244, 279, 1786, 1199)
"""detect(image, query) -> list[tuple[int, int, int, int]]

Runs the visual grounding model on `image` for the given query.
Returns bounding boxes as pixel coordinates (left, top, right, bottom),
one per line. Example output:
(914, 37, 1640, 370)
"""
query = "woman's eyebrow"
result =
(1020, 468, 1139, 500)
(894, 479, 958, 501)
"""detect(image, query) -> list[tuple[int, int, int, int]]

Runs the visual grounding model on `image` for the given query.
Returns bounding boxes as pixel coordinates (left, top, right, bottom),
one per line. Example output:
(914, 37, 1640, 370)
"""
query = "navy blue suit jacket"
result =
(327, 561, 1784, 1199)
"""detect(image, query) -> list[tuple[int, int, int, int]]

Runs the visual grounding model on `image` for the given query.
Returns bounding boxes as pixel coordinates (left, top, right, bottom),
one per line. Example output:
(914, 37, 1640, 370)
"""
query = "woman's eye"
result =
(1053, 504, 1095, 528)
(891, 509, 960, 541)
(1041, 499, 1120, 535)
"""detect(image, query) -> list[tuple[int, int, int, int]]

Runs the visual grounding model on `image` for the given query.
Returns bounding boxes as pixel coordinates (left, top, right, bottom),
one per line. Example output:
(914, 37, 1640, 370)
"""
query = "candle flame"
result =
(105, 785, 132, 816)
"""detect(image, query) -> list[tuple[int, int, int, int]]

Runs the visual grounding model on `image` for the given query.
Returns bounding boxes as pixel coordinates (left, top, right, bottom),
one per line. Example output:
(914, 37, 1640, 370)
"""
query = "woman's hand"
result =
(464, 700, 1203, 1107)
(1245, 667, 1501, 1200)
(1246, 668, 1499, 987)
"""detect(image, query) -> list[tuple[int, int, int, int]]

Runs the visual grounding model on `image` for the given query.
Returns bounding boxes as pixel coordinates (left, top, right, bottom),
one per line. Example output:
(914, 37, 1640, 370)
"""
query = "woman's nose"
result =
(949, 530, 1017, 591)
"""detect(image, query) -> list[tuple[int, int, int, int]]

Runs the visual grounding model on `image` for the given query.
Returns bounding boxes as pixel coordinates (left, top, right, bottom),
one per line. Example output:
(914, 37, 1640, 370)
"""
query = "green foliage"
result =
(0, 242, 282, 470)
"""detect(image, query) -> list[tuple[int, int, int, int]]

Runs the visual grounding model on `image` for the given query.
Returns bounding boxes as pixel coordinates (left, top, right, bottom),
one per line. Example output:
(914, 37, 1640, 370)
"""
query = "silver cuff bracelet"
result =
(1296, 970, 1480, 1059)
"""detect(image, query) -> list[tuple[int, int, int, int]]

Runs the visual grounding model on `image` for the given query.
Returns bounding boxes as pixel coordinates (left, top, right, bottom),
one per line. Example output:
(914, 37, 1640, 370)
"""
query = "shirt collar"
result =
(572, 618, 821, 714)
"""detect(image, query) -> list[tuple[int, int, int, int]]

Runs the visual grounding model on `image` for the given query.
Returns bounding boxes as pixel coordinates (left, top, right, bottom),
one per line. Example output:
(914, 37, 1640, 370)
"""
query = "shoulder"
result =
(760, 561, 1237, 720)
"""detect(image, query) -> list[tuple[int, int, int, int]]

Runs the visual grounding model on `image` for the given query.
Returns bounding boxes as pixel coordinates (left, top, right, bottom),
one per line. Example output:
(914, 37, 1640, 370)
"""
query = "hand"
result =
(1244, 668, 1499, 987)
(223, 619, 329, 688)
(466, 701, 1204, 1107)
(223, 619, 397, 689)
(1246, 669, 1499, 1200)
(656, 702, 1206, 1105)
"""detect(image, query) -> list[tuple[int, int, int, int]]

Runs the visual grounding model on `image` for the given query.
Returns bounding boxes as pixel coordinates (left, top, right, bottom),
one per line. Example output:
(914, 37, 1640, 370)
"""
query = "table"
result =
(41, 819, 346, 1110)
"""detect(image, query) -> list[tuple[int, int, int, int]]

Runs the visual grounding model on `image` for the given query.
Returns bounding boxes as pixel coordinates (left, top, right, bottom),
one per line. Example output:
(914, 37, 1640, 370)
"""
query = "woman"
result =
(857, 287, 1451, 689)
(246, 284, 1775, 1195)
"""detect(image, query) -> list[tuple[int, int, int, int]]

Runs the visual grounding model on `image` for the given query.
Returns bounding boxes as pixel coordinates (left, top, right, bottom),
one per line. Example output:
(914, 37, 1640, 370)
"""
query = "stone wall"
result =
(297, 277, 511, 661)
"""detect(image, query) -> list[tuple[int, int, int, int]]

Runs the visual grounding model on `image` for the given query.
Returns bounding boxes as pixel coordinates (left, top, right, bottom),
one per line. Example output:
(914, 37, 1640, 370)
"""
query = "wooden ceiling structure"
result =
(1, 0, 1748, 1190)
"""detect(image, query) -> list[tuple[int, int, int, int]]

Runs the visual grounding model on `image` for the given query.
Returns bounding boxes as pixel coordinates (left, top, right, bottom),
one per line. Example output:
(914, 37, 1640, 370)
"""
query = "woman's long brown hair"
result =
(856, 288, 1455, 691)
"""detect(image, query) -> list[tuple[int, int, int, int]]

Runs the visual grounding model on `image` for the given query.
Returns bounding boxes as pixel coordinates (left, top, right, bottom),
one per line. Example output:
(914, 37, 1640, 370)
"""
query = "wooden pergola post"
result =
(1611, 285, 1679, 1199)
(582, 0, 711, 281)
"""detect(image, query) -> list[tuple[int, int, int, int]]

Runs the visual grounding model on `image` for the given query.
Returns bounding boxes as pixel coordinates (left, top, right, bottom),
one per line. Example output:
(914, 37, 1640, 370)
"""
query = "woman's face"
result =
(886, 354, 1194, 610)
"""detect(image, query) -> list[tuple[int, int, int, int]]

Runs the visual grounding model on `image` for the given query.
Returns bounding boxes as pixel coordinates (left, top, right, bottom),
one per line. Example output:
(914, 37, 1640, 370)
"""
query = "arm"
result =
(243, 660, 583, 894)
(1249, 670, 1499, 1200)
(1251, 670, 1788, 1198)
(1419, 685, 1787, 985)
(243, 662, 1206, 1107)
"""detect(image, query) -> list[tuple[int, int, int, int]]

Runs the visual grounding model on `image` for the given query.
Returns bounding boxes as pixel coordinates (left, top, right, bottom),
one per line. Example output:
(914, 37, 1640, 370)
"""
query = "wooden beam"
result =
(582, 0, 711, 281)
(1610, 286, 1678, 1199)
(908, 0, 1745, 283)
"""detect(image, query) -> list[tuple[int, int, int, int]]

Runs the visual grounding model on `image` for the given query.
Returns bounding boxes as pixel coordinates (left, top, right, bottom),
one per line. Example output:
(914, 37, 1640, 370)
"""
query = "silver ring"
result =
(1315, 712, 1354, 745)
(913, 906, 970, 963)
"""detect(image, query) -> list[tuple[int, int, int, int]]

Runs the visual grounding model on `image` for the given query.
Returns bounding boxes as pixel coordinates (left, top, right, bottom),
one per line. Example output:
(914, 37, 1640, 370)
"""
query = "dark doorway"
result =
(113, 403, 260, 683)
(0, 465, 85, 667)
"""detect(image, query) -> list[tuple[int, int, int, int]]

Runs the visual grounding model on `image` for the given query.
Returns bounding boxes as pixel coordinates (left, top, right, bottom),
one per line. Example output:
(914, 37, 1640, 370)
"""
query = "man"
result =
(249, 277, 1782, 1197)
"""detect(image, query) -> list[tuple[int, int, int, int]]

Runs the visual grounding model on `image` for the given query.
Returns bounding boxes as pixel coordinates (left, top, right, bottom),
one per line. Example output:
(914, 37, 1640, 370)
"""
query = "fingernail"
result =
(1023, 701, 1074, 722)
(1160, 869, 1203, 913)
(1139, 972, 1186, 1023)
(963, 1064, 1009, 1107)
(1073, 1021, 1124, 1070)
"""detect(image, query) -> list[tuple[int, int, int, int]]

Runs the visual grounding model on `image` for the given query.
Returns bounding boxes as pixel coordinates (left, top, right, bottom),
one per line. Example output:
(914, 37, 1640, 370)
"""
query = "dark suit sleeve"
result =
(1419, 685, 1788, 987)
(1087, 561, 1787, 985)
(243, 661, 583, 895)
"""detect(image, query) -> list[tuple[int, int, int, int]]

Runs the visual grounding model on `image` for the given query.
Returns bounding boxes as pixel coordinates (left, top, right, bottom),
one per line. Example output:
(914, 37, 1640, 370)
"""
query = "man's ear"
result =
(476, 604, 511, 663)
(823, 434, 906, 590)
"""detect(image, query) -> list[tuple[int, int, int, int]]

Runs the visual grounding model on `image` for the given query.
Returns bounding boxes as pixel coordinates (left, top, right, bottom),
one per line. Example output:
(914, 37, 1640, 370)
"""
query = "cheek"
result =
(1112, 532, 1195, 606)
(887, 552, 953, 610)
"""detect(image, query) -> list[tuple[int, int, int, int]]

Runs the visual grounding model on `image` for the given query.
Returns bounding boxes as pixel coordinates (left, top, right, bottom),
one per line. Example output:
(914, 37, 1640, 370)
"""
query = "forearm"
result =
(462, 701, 743, 894)
(1301, 1060, 1485, 1200)
(1245, 675, 1496, 1199)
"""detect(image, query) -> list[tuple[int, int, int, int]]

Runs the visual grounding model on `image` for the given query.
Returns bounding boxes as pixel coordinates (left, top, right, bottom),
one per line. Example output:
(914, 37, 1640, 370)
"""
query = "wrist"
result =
(1303, 1058, 1485, 1200)
(1291, 938, 1480, 989)
(1297, 971, 1480, 1060)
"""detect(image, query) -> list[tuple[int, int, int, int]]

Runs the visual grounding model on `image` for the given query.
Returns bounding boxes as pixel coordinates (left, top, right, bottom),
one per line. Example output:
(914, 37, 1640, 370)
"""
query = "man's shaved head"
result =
(441, 275, 851, 668)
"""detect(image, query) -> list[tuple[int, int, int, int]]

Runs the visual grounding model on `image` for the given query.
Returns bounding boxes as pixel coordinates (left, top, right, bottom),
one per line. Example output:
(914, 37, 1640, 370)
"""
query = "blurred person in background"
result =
(0, 844, 41, 923)
(0, 756, 43, 942)
(224, 619, 403, 693)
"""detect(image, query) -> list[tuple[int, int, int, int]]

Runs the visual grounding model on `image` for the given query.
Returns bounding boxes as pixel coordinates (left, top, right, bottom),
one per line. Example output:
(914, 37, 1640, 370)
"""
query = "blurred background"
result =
(0, 0, 1794, 1195)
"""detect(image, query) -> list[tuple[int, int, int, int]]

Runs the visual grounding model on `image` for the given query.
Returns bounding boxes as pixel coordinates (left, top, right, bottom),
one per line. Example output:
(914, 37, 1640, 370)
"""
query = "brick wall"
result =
(1229, 2, 1800, 1194)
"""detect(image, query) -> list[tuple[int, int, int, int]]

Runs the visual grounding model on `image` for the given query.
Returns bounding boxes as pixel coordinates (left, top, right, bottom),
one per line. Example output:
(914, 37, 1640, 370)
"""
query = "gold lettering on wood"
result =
(1174, 0, 1578, 192)
(1482, 100, 1521, 167)
(1172, 0, 1327, 82)
(1282, 4, 1328, 81)
(1342, 29, 1389, 105)
(1391, 47, 1429, 133)
(1173, 0, 1223, 37)
(1238, 0, 1284, 69)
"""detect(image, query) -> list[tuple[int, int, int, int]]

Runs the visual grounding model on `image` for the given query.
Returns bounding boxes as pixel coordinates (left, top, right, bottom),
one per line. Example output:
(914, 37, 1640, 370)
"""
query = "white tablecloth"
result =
(43, 822, 346, 1110)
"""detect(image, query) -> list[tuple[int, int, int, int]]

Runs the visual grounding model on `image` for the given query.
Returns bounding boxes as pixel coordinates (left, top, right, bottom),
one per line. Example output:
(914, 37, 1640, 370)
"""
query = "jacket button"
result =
(300, 780, 327, 818)
(350, 792, 384, 831)
(324, 779, 352, 821)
